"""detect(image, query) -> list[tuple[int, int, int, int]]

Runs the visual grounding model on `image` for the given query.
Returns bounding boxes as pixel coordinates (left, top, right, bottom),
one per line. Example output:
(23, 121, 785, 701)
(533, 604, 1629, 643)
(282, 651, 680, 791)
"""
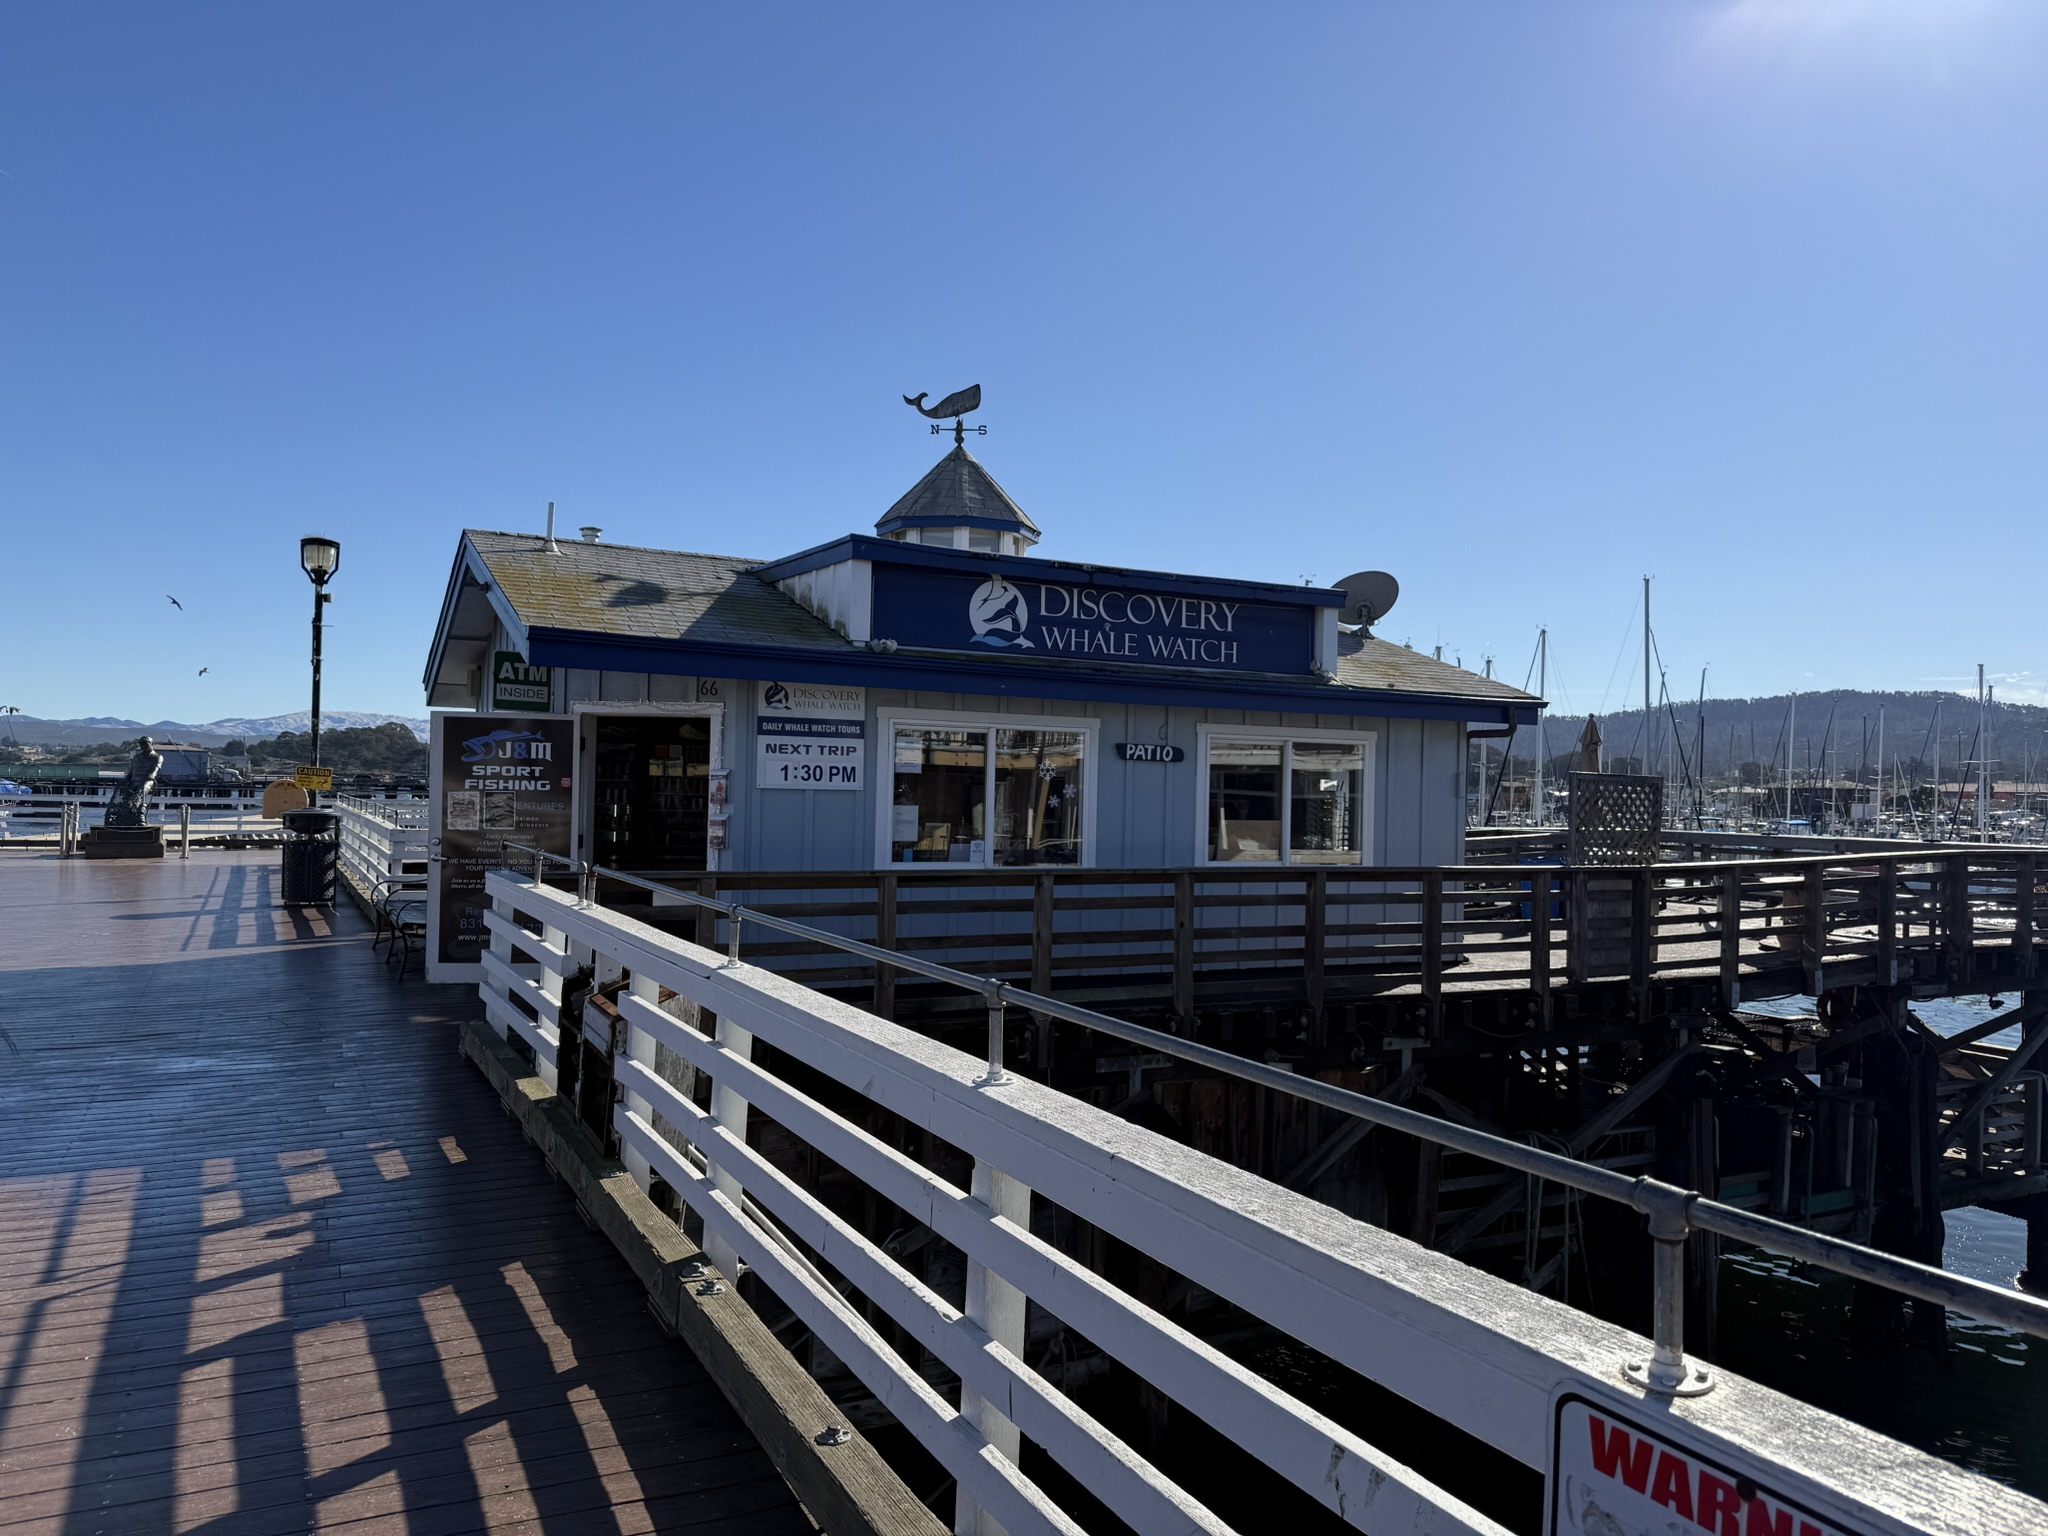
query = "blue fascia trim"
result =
(524, 628, 1534, 726)
(753, 536, 862, 579)
(755, 534, 1344, 609)
(875, 512, 1036, 535)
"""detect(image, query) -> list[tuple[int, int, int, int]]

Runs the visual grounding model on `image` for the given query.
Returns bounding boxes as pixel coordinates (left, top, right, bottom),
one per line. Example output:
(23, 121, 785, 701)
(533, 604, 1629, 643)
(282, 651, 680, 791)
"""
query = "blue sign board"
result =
(872, 566, 1315, 675)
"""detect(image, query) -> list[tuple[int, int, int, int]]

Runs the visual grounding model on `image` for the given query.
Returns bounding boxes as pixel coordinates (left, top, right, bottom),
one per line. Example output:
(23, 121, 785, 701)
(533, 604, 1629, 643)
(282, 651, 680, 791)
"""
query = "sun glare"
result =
(1696, 0, 2014, 70)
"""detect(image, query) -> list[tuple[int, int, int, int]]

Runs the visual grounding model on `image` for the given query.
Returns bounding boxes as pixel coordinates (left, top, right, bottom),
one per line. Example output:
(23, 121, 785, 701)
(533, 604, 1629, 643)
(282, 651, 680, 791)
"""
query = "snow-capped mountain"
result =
(2, 712, 429, 747)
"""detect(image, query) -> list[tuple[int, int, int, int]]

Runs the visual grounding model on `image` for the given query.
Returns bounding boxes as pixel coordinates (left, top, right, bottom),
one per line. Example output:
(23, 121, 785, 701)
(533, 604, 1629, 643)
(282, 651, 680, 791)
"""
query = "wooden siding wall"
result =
(495, 634, 1468, 874)
(723, 687, 1467, 874)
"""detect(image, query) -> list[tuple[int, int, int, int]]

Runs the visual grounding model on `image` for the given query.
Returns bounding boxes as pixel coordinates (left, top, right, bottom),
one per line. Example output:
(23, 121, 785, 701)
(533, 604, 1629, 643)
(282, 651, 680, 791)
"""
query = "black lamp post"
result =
(299, 536, 341, 802)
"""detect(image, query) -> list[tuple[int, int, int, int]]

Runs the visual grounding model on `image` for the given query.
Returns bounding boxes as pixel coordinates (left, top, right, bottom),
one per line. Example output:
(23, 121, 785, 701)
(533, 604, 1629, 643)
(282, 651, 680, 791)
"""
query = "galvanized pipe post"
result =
(179, 803, 191, 859)
(725, 905, 745, 968)
(976, 979, 1009, 1088)
(1625, 1178, 1713, 1395)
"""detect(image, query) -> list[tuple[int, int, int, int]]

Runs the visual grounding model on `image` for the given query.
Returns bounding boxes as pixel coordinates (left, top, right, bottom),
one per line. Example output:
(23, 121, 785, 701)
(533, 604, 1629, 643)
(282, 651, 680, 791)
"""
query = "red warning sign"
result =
(1549, 1394, 1859, 1536)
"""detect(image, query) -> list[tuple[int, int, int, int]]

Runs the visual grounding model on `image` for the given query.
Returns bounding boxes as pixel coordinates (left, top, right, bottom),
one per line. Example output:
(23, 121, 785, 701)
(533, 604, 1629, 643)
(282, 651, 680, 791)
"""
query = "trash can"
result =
(1517, 855, 1566, 923)
(280, 808, 340, 906)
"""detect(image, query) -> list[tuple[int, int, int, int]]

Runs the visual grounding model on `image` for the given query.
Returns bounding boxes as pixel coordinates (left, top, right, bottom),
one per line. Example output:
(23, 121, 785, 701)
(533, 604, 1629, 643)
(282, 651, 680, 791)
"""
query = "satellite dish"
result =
(1333, 570, 1400, 630)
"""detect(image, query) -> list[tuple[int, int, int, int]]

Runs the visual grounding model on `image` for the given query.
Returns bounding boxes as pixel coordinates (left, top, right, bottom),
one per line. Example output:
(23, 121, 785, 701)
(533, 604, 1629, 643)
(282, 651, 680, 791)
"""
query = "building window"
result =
(1289, 742, 1366, 864)
(994, 729, 1085, 865)
(1207, 740, 1283, 862)
(891, 727, 985, 863)
(884, 716, 1092, 867)
(1203, 731, 1372, 865)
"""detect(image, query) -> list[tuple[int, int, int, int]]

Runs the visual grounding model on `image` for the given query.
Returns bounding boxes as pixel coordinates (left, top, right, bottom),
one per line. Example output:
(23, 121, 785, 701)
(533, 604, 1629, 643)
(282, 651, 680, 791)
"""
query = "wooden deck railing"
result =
(583, 848, 2044, 1023)
(474, 869, 2046, 1536)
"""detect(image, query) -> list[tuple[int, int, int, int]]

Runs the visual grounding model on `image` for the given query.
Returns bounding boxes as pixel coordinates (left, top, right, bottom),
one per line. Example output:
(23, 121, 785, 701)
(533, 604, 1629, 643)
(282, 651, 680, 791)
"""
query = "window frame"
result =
(874, 708, 1100, 871)
(1193, 723, 1378, 868)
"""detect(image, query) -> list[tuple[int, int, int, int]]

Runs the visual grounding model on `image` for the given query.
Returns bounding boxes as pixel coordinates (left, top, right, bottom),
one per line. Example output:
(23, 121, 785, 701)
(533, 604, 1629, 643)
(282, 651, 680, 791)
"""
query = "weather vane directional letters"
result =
(904, 384, 986, 447)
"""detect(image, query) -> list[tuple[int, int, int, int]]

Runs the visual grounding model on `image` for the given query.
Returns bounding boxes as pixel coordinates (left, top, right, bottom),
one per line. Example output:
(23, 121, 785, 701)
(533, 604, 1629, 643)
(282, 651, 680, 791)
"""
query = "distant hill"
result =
(1522, 690, 2048, 782)
(0, 711, 429, 748)
(241, 722, 428, 776)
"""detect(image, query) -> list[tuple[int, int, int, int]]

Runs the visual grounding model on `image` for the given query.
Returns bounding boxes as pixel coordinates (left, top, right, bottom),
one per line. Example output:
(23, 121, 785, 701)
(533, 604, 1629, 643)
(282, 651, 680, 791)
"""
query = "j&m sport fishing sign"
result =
(872, 565, 1315, 674)
(427, 712, 574, 983)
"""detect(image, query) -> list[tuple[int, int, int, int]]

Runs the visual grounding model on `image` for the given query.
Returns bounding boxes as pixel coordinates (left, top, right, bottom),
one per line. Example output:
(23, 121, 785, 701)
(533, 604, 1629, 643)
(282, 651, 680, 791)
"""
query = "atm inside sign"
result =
(491, 652, 553, 713)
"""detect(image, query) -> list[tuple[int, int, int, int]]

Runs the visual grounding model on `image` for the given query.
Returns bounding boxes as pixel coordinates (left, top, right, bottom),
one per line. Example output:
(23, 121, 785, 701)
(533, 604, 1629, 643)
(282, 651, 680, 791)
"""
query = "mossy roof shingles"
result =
(467, 530, 854, 651)
(1334, 633, 1540, 706)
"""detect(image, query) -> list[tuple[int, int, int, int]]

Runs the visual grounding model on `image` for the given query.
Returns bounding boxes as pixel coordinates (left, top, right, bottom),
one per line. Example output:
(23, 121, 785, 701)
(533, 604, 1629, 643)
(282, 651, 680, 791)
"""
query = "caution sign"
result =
(1550, 1393, 1858, 1536)
(294, 766, 334, 792)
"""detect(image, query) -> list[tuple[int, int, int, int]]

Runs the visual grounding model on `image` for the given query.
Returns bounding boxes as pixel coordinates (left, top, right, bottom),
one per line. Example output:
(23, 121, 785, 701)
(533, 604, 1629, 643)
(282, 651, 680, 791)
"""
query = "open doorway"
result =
(588, 713, 713, 871)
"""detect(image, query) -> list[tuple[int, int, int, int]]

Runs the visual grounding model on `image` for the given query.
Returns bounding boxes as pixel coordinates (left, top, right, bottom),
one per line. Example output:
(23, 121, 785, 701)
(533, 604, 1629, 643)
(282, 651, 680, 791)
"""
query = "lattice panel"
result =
(1568, 772, 1662, 867)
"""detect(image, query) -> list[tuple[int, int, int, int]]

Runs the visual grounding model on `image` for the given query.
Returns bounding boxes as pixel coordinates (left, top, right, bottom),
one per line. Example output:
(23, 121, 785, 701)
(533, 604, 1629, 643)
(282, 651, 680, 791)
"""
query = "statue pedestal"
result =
(82, 826, 166, 859)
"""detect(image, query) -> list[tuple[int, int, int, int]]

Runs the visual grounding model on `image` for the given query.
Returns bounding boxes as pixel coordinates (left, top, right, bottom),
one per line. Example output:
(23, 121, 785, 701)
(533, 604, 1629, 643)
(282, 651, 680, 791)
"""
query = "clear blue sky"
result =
(5, 4, 2045, 724)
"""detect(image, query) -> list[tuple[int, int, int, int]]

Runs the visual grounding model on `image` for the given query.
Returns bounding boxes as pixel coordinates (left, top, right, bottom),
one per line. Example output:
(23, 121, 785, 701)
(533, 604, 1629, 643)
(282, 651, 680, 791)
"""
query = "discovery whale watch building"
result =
(420, 431, 1537, 906)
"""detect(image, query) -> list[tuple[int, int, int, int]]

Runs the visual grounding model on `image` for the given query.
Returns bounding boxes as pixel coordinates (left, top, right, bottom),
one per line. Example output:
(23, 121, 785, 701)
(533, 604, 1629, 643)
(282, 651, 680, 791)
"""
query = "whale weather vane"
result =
(904, 384, 986, 448)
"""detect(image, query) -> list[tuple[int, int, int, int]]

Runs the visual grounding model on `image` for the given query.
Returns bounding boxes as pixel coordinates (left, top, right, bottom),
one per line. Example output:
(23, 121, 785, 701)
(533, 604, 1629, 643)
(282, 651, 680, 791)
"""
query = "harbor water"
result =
(1724, 995, 2046, 1496)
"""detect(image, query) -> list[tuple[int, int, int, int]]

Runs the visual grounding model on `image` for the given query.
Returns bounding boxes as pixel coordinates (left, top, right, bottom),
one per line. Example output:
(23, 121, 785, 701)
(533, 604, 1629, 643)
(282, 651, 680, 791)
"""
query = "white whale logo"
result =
(967, 577, 1034, 648)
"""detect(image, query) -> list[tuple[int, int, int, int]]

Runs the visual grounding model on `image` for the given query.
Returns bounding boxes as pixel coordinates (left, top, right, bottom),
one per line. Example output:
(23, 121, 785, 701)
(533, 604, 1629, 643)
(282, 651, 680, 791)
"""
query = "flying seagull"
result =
(197, 667, 209, 677)
(166, 595, 183, 610)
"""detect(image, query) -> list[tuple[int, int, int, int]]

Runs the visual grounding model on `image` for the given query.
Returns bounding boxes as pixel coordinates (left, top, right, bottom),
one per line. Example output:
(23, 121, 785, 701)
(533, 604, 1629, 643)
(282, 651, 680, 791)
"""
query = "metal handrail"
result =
(494, 846, 2048, 1394)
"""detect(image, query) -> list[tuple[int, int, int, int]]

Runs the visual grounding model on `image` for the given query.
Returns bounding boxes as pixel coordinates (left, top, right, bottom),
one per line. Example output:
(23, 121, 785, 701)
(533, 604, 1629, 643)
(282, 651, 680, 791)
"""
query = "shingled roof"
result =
(875, 445, 1041, 541)
(431, 530, 1539, 719)
(1334, 633, 1539, 706)
(466, 531, 853, 651)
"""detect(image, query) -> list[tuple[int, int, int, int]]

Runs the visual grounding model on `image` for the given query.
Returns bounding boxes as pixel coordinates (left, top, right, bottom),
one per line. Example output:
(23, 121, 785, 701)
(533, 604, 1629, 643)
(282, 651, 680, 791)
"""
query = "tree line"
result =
(227, 723, 427, 775)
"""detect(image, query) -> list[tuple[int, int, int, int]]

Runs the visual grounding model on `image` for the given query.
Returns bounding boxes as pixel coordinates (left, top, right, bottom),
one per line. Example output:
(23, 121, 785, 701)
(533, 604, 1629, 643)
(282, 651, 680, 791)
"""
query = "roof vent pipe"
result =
(545, 501, 560, 554)
(580, 526, 602, 544)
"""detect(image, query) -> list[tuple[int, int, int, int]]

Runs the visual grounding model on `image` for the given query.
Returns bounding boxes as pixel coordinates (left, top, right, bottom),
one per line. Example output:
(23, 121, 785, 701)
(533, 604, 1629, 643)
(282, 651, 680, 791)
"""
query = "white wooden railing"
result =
(476, 869, 2039, 1536)
(333, 794, 430, 905)
(0, 791, 281, 843)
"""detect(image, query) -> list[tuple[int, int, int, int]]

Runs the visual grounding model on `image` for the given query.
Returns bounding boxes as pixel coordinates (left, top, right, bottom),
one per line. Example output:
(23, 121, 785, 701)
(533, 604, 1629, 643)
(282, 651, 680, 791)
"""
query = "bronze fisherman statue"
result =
(104, 737, 164, 829)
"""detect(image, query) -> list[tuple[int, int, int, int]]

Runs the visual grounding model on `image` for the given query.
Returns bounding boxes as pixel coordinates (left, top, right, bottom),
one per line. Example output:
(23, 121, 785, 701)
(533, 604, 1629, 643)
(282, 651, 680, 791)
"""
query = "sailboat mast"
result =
(1932, 701, 1940, 838)
(1533, 628, 1548, 827)
(1786, 692, 1797, 825)
(1978, 665, 1989, 840)
(1876, 705, 1885, 835)
(1696, 667, 1707, 826)
(1643, 577, 1653, 785)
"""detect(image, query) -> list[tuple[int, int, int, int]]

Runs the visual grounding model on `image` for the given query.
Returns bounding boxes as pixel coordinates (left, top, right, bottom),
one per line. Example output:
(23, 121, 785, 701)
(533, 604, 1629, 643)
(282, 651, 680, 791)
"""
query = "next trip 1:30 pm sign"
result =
(756, 681, 866, 790)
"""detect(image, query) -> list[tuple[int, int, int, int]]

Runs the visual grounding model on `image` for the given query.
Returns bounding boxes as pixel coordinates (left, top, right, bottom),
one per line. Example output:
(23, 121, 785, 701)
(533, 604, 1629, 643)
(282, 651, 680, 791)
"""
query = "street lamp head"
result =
(300, 535, 341, 586)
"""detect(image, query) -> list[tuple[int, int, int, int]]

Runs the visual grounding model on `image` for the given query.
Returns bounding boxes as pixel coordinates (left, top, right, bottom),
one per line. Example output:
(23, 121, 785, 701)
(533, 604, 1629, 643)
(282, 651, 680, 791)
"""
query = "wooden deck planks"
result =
(0, 850, 813, 1536)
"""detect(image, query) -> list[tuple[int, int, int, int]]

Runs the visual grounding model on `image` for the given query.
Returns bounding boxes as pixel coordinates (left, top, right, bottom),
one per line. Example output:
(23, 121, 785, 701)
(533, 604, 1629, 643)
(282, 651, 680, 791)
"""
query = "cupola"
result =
(874, 444, 1041, 555)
